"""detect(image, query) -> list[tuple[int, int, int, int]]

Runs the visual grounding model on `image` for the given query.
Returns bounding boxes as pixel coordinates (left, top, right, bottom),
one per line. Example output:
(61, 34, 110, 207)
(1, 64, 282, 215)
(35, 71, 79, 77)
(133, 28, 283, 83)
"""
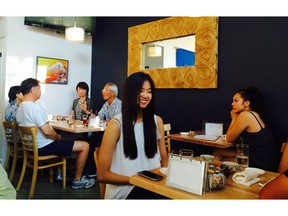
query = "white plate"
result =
(245, 167, 265, 175)
(159, 167, 167, 175)
(180, 132, 189, 135)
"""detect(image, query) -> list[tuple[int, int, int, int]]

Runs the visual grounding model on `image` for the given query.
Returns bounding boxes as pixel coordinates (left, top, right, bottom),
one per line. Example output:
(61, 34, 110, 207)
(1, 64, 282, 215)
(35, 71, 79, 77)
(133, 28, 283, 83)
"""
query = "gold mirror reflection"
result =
(143, 35, 196, 70)
(128, 16, 218, 89)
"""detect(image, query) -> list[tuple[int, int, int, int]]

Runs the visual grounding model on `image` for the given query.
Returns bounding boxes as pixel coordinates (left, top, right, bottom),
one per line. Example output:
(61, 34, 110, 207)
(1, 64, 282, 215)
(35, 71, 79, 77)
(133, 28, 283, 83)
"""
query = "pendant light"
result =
(65, 17, 85, 42)
(148, 44, 162, 57)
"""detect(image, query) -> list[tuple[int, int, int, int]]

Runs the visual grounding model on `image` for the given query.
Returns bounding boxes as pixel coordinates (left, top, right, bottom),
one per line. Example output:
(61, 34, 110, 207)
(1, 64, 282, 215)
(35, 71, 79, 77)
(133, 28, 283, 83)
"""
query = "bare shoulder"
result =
(106, 118, 121, 131)
(238, 111, 254, 120)
(156, 115, 164, 125)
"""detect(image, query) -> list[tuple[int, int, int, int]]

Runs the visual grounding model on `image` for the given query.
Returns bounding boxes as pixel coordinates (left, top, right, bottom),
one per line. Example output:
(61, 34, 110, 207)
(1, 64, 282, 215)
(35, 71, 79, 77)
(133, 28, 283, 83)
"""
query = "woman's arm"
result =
(226, 111, 250, 142)
(156, 116, 168, 167)
(97, 120, 130, 185)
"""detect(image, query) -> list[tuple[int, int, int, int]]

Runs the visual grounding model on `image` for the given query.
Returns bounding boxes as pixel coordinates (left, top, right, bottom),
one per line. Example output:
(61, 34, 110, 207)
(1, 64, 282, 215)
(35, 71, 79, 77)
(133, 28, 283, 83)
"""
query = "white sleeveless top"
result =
(105, 113, 161, 199)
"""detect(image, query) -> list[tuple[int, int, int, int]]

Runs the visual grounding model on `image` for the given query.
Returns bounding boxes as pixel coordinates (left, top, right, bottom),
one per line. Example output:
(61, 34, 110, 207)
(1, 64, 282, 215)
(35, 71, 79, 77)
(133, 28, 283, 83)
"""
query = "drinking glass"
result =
(82, 114, 88, 127)
(179, 149, 194, 158)
(68, 115, 74, 127)
(236, 144, 249, 170)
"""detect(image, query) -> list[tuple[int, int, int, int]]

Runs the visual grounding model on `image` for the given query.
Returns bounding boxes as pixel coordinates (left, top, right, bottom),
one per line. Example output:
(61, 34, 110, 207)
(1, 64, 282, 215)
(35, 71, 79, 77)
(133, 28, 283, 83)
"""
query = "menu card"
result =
(166, 154, 206, 195)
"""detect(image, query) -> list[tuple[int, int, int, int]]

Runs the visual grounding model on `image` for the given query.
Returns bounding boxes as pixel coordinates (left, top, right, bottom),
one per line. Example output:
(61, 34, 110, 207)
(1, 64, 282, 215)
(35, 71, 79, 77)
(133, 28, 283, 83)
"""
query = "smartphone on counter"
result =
(137, 170, 164, 181)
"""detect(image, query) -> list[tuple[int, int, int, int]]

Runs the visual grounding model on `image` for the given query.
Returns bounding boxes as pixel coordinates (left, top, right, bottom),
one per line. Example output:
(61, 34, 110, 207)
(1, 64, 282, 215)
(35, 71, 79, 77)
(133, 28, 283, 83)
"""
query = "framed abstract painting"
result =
(36, 56, 69, 84)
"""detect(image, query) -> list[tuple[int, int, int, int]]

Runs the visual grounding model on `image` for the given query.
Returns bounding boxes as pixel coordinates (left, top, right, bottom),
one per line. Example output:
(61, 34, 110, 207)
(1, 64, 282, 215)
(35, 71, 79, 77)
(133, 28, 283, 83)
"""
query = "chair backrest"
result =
(164, 123, 171, 153)
(18, 125, 38, 159)
(94, 147, 106, 199)
(3, 121, 19, 149)
(278, 141, 288, 173)
(2, 121, 22, 181)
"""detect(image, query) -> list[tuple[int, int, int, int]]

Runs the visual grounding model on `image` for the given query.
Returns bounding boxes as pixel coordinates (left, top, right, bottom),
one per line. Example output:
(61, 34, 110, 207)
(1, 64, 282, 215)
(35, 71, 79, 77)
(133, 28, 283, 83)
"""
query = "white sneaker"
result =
(72, 175, 96, 189)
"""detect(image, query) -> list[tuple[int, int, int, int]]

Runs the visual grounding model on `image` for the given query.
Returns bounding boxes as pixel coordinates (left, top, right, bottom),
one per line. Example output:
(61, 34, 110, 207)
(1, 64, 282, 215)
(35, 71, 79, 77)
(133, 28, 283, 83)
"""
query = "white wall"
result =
(0, 17, 92, 162)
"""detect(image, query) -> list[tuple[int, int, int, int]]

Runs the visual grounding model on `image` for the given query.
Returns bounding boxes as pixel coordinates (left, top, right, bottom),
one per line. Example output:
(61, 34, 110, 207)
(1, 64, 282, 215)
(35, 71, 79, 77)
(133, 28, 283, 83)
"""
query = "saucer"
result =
(245, 167, 265, 175)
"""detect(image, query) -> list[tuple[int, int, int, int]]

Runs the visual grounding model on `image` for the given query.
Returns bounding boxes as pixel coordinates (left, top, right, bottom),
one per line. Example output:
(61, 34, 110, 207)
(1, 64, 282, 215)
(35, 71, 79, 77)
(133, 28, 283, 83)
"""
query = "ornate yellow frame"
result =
(128, 16, 218, 89)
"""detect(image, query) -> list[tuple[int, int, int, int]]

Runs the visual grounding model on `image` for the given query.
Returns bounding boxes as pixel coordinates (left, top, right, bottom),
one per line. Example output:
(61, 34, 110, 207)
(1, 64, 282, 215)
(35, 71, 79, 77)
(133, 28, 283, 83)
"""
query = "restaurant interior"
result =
(0, 14, 287, 206)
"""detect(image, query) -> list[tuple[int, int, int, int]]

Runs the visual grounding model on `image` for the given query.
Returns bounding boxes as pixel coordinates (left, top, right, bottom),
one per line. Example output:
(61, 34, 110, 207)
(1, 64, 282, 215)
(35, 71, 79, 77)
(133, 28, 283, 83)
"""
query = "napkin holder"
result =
(88, 116, 100, 127)
(205, 122, 223, 136)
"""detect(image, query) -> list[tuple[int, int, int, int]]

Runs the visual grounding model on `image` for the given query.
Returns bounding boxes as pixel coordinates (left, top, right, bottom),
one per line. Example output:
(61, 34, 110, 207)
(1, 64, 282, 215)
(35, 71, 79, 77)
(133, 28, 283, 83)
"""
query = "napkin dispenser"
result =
(88, 116, 100, 127)
(205, 122, 223, 136)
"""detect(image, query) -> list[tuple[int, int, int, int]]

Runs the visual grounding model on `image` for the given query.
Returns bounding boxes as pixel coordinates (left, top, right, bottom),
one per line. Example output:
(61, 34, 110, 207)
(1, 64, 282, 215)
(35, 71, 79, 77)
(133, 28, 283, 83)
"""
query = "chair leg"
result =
(9, 149, 18, 182)
(29, 164, 38, 199)
(62, 158, 66, 189)
(16, 154, 27, 191)
(49, 167, 54, 184)
(4, 147, 10, 170)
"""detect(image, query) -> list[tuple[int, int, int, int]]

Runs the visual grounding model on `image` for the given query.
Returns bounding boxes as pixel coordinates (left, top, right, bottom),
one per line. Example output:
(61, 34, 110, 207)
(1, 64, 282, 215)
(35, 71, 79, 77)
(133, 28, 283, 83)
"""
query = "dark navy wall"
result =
(91, 17, 288, 155)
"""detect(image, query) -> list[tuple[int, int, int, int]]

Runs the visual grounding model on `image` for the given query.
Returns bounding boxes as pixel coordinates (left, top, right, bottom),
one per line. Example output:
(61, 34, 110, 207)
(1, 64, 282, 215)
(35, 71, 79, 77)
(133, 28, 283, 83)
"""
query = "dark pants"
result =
(126, 186, 170, 199)
(82, 132, 104, 175)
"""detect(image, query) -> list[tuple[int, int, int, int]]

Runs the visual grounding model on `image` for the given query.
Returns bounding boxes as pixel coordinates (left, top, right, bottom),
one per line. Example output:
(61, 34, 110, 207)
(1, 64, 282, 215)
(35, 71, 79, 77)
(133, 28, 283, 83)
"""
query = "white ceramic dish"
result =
(159, 167, 168, 175)
(180, 132, 189, 135)
(245, 167, 265, 175)
(222, 161, 239, 172)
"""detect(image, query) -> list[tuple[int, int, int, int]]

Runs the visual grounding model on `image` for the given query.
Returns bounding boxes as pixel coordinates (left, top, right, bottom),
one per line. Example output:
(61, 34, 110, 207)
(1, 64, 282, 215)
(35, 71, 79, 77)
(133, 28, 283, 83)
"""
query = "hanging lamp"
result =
(148, 44, 162, 57)
(65, 17, 85, 42)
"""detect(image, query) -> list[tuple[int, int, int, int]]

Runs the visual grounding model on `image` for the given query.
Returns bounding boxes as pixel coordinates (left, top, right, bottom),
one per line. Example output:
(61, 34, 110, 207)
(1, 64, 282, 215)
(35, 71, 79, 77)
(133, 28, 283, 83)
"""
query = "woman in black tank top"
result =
(213, 87, 279, 172)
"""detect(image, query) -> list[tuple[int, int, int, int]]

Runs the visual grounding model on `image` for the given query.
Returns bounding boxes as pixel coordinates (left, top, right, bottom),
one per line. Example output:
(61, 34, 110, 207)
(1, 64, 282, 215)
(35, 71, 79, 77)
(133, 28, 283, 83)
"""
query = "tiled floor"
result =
(9, 164, 100, 199)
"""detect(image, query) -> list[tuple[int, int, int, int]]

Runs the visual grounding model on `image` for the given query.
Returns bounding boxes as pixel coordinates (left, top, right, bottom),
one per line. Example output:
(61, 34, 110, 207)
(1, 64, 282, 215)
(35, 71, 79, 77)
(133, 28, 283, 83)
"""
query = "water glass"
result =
(179, 149, 194, 158)
(236, 144, 249, 169)
(68, 115, 74, 127)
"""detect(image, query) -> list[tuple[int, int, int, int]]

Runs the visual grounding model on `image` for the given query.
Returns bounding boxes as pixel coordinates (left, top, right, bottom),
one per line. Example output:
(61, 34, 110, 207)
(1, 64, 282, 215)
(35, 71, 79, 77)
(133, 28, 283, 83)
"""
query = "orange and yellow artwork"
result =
(36, 57, 69, 84)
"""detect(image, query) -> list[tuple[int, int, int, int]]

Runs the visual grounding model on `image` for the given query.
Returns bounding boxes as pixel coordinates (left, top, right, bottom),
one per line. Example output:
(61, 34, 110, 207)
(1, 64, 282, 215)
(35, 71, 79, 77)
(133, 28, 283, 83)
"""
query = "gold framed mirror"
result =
(128, 16, 218, 89)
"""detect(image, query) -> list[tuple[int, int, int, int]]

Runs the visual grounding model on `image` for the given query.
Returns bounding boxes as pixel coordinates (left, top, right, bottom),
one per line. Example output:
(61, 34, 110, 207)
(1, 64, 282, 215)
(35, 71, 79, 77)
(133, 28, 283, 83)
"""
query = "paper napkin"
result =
(232, 169, 260, 186)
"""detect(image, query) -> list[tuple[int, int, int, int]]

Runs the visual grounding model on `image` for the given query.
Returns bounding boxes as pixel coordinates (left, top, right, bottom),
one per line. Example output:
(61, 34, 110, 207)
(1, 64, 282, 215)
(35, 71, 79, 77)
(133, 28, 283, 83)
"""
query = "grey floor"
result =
(9, 162, 101, 199)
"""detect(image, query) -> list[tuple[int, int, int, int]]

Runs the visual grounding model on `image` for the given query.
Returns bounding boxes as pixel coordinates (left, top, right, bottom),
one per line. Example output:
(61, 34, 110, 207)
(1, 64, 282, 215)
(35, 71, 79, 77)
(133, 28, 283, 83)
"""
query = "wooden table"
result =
(129, 168, 279, 199)
(168, 131, 234, 148)
(50, 120, 105, 133)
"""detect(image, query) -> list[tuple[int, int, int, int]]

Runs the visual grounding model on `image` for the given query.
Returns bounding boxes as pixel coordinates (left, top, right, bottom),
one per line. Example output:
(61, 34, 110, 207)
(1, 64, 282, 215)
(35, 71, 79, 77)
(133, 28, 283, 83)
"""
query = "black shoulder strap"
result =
(250, 112, 263, 129)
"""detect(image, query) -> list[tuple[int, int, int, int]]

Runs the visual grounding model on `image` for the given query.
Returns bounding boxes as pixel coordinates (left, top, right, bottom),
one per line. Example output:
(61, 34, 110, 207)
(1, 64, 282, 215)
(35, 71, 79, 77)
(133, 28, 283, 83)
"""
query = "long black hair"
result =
(122, 72, 157, 160)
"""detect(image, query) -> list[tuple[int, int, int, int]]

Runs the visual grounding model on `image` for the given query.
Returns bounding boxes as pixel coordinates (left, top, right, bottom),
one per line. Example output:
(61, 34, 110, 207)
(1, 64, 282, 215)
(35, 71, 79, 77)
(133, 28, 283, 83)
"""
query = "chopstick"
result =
(258, 177, 276, 187)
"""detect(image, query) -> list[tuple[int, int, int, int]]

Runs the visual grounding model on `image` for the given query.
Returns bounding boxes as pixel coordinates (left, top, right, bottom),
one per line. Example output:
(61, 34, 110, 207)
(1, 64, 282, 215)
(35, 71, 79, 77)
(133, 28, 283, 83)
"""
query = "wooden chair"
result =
(164, 123, 171, 153)
(3, 121, 23, 181)
(94, 147, 106, 199)
(278, 141, 288, 173)
(16, 125, 66, 199)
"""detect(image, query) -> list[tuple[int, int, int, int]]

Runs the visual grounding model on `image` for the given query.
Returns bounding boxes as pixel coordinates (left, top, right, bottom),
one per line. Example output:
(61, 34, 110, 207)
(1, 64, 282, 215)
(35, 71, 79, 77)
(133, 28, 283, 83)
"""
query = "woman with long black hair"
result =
(97, 72, 168, 199)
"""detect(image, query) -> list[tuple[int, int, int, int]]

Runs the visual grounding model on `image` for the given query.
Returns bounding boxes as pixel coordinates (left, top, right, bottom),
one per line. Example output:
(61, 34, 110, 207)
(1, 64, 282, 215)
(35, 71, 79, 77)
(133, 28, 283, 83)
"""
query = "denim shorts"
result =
(38, 140, 74, 156)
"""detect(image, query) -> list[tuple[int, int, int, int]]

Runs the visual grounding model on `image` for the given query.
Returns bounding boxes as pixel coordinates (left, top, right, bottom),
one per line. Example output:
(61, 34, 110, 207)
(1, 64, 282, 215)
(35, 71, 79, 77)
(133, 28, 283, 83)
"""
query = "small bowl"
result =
(200, 154, 215, 162)
(222, 161, 239, 172)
